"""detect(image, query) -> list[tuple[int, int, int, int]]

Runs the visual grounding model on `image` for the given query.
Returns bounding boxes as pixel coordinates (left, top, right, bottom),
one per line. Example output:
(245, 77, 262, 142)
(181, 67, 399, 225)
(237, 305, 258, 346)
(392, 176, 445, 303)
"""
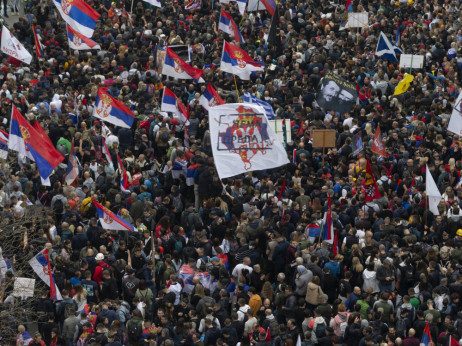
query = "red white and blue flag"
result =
(306, 224, 320, 243)
(29, 248, 63, 300)
(53, 0, 100, 37)
(260, 0, 276, 15)
(65, 140, 79, 185)
(219, 10, 245, 43)
(93, 198, 135, 231)
(199, 84, 225, 111)
(220, 41, 265, 80)
(67, 25, 100, 50)
(101, 137, 113, 166)
(32, 25, 44, 59)
(93, 88, 135, 128)
(322, 195, 333, 244)
(161, 87, 189, 123)
(162, 46, 204, 83)
(9, 105, 64, 181)
(117, 154, 131, 192)
(185, 0, 201, 10)
(420, 323, 432, 346)
(0, 129, 8, 160)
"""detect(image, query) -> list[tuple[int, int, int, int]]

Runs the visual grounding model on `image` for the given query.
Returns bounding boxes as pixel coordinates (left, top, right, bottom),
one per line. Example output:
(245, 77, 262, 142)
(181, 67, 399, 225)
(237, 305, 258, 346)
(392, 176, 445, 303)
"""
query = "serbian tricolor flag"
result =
(219, 10, 245, 43)
(363, 159, 382, 201)
(199, 84, 225, 110)
(277, 179, 286, 201)
(371, 125, 388, 157)
(322, 195, 333, 244)
(29, 248, 63, 300)
(32, 25, 44, 59)
(306, 224, 321, 243)
(220, 41, 265, 80)
(0, 129, 8, 160)
(52, 0, 100, 37)
(9, 105, 64, 182)
(67, 25, 100, 50)
(65, 140, 79, 185)
(93, 88, 135, 128)
(420, 323, 432, 346)
(161, 87, 189, 123)
(162, 46, 204, 82)
(259, 0, 276, 15)
(185, 0, 201, 10)
(117, 154, 130, 192)
(93, 198, 135, 231)
(101, 137, 113, 166)
(450, 336, 460, 346)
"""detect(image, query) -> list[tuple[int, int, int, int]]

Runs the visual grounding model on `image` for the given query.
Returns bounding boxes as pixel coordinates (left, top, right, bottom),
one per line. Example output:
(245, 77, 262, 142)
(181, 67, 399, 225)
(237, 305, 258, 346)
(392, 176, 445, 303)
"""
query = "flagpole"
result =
(233, 74, 240, 102)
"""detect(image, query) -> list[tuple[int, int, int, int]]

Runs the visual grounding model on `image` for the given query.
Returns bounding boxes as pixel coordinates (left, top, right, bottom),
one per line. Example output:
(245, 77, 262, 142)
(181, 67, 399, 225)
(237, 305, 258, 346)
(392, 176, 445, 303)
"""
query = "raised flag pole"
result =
(234, 75, 240, 102)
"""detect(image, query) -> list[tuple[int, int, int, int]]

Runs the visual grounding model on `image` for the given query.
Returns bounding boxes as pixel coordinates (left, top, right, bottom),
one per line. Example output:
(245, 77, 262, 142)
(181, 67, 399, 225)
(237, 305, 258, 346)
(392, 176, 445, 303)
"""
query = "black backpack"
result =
(53, 198, 64, 215)
(314, 320, 327, 338)
(127, 319, 142, 342)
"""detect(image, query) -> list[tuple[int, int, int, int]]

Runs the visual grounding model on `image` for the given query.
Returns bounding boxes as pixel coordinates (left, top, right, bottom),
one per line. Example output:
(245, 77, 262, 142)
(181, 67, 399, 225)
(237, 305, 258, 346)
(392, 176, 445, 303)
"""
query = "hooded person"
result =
(295, 265, 313, 297)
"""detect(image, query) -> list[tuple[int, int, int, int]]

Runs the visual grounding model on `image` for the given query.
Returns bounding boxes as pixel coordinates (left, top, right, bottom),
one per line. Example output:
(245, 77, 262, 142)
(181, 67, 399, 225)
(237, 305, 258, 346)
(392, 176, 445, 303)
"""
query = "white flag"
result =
(1, 26, 32, 65)
(143, 0, 162, 7)
(448, 91, 462, 135)
(209, 103, 289, 179)
(426, 164, 442, 216)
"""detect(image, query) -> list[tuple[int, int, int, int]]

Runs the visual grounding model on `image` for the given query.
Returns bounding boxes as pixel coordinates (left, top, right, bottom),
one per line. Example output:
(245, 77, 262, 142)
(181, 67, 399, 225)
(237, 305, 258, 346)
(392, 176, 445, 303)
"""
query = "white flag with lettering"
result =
(1, 26, 32, 65)
(209, 103, 289, 179)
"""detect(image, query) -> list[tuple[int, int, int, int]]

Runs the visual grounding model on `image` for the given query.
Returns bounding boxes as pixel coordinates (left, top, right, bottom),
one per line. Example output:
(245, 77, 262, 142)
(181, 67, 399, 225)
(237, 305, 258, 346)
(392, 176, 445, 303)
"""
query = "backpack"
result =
(267, 317, 279, 337)
(395, 317, 407, 338)
(174, 236, 184, 253)
(201, 297, 215, 318)
(172, 194, 183, 212)
(53, 198, 64, 215)
(314, 319, 327, 338)
(127, 319, 142, 342)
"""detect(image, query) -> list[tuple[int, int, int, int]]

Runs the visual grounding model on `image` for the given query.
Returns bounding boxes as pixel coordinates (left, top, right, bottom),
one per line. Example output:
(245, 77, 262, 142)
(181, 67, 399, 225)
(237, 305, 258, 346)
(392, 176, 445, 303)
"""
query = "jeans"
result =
(379, 283, 393, 292)
(66, 338, 73, 346)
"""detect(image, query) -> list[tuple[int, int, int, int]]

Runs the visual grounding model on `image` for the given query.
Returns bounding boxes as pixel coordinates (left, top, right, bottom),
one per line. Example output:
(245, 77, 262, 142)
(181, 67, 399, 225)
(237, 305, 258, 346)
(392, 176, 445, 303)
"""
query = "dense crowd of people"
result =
(0, 0, 462, 345)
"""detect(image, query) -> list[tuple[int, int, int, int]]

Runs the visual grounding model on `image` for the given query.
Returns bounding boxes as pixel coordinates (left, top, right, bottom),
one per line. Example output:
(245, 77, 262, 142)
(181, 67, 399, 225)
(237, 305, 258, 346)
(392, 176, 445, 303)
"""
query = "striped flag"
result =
(32, 25, 44, 59)
(243, 91, 275, 119)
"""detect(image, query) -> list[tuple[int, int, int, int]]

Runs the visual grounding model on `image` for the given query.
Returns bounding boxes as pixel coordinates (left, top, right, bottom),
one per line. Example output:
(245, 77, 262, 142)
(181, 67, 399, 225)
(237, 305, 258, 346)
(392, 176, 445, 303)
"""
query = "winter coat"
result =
(305, 282, 323, 306)
(295, 265, 313, 296)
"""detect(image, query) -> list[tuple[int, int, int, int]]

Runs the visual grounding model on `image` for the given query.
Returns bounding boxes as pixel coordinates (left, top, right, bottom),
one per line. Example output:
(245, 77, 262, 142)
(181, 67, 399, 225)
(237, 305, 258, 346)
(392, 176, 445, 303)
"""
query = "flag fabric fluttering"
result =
(340, 0, 354, 29)
(9, 105, 64, 181)
(426, 164, 442, 216)
(394, 73, 414, 95)
(93, 88, 135, 128)
(101, 122, 112, 139)
(220, 41, 265, 80)
(101, 138, 113, 167)
(185, 0, 201, 10)
(370, 125, 388, 157)
(32, 25, 44, 59)
(29, 248, 63, 300)
(117, 154, 131, 192)
(161, 87, 189, 123)
(93, 198, 135, 231)
(0, 130, 8, 160)
(363, 159, 381, 201)
(420, 323, 432, 346)
(375, 31, 402, 62)
(243, 91, 275, 119)
(321, 195, 333, 244)
(267, 4, 280, 48)
(1, 26, 33, 65)
(67, 25, 101, 50)
(143, 0, 162, 7)
(219, 0, 246, 15)
(259, 0, 276, 15)
(65, 140, 80, 185)
(199, 84, 225, 110)
(449, 336, 460, 346)
(162, 46, 204, 83)
(52, 0, 100, 37)
(277, 179, 286, 201)
(219, 10, 245, 43)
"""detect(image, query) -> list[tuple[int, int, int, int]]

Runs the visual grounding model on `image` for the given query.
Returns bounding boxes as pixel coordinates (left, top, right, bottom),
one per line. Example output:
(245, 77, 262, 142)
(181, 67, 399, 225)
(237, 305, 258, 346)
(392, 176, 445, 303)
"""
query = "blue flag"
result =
(243, 91, 276, 119)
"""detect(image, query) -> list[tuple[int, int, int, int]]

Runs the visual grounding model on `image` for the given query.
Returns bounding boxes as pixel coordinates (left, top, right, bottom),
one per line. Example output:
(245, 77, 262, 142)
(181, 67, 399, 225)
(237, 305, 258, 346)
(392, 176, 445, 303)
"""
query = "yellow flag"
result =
(394, 73, 414, 95)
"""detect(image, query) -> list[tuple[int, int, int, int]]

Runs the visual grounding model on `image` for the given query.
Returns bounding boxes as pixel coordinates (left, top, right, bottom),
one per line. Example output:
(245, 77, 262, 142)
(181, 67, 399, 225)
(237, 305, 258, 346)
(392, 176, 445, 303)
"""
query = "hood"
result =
(297, 265, 307, 274)
(314, 316, 325, 324)
(307, 282, 319, 290)
(335, 312, 348, 322)
(363, 270, 376, 279)
(248, 221, 259, 228)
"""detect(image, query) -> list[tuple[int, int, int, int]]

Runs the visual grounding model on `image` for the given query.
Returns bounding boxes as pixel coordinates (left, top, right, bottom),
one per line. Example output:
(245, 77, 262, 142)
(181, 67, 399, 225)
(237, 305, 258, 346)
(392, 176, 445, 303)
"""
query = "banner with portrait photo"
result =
(316, 71, 358, 114)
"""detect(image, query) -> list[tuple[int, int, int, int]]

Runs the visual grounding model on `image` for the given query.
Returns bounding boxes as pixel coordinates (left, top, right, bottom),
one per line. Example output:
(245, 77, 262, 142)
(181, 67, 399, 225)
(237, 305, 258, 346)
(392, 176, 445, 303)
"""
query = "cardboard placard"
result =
(269, 119, 292, 145)
(13, 278, 35, 298)
(312, 130, 336, 148)
(347, 12, 369, 28)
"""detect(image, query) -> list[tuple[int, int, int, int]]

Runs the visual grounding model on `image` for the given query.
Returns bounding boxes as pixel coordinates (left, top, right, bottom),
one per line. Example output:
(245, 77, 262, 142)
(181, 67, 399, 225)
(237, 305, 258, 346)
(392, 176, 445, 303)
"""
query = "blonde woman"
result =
(73, 284, 87, 312)
(350, 257, 364, 288)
